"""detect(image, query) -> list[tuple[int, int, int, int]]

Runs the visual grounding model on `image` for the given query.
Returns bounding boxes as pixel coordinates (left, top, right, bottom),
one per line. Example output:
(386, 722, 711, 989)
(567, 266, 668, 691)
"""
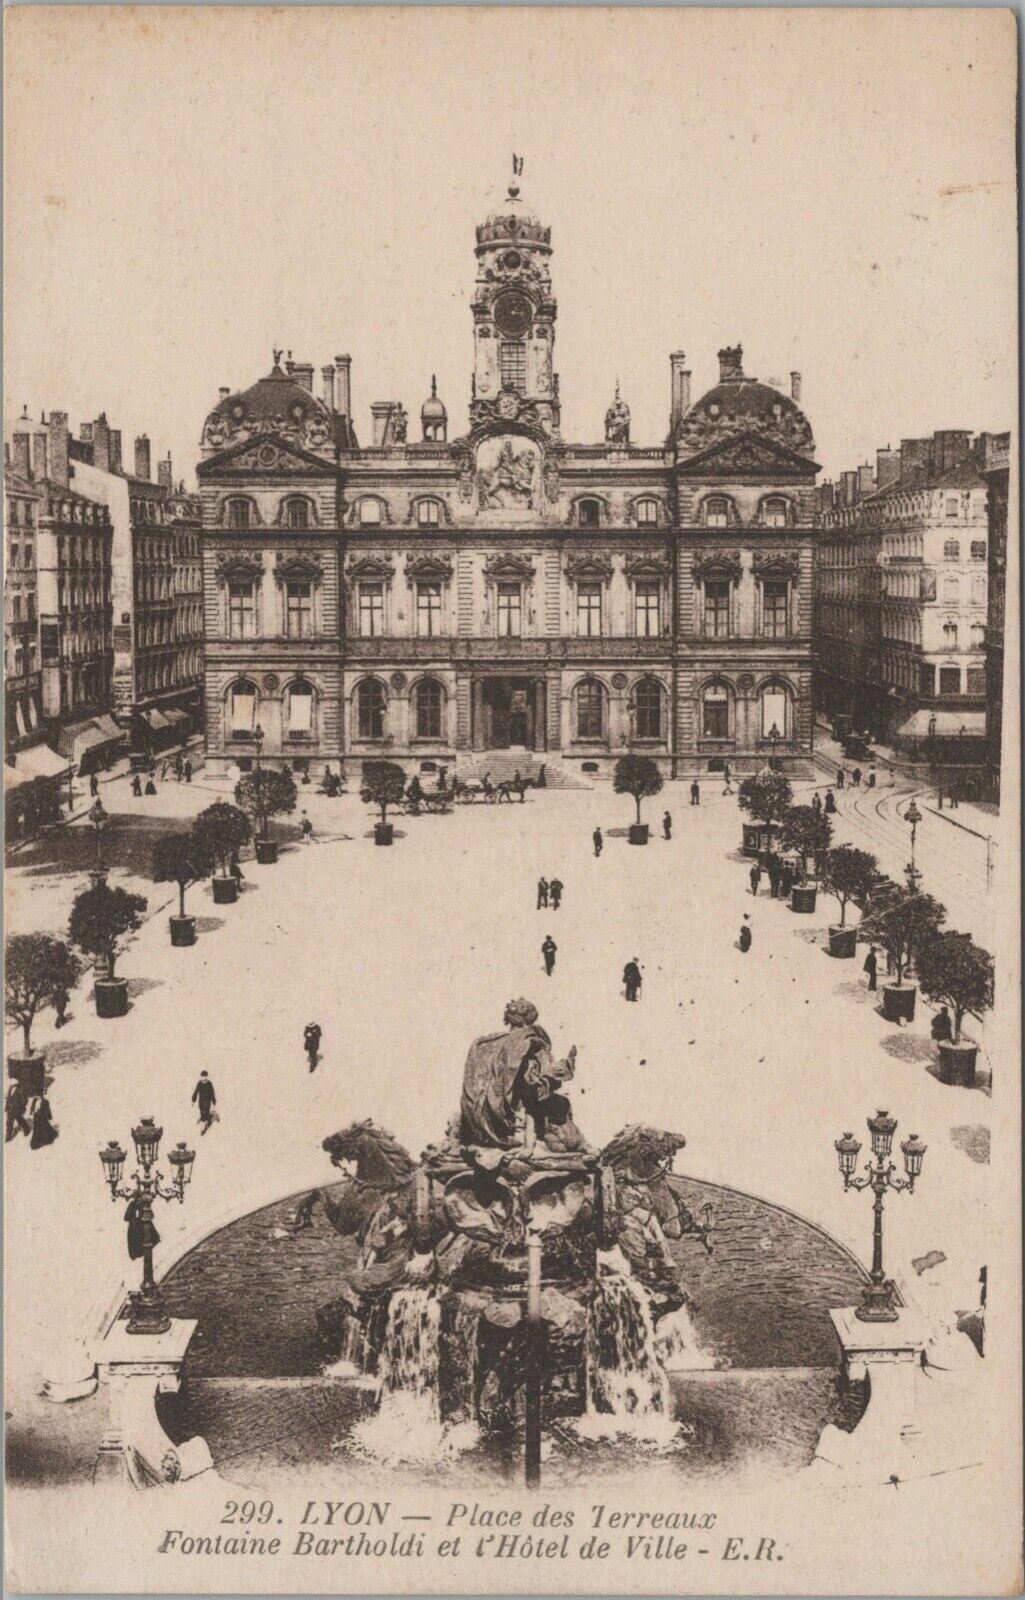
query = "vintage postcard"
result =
(3, 5, 1021, 1594)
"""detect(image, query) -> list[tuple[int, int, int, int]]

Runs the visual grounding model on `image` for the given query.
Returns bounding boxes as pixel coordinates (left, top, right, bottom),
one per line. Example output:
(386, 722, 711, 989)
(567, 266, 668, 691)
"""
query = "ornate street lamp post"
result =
(834, 1110, 926, 1323)
(904, 798, 922, 890)
(767, 722, 782, 771)
(253, 723, 267, 839)
(88, 797, 109, 888)
(100, 1117, 195, 1334)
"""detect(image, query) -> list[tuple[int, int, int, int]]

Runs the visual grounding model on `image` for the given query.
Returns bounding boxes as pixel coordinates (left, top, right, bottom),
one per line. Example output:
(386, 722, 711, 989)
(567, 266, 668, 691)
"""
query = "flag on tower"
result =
(512, 154, 524, 176)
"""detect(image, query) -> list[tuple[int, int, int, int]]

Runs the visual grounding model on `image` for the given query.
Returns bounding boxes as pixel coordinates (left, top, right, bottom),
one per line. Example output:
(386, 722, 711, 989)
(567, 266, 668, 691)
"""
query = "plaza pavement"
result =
(4, 764, 1001, 1437)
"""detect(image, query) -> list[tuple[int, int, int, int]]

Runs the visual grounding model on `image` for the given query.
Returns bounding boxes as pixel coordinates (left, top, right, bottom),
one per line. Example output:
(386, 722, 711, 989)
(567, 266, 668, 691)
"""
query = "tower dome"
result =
(421, 375, 447, 442)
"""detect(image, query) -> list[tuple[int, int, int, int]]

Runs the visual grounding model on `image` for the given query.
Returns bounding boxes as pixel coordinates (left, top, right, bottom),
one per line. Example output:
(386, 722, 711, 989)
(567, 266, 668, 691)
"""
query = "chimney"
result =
(669, 352, 691, 431)
(932, 429, 972, 473)
(841, 469, 858, 506)
(857, 463, 875, 497)
(92, 413, 111, 474)
(109, 429, 123, 473)
(790, 371, 802, 402)
(157, 454, 173, 490)
(335, 354, 352, 418)
(718, 345, 744, 383)
(32, 431, 48, 481)
(134, 434, 151, 481)
(11, 432, 31, 480)
(79, 421, 94, 445)
(322, 365, 336, 411)
(371, 402, 393, 448)
(819, 481, 835, 513)
(286, 357, 314, 392)
(899, 437, 932, 483)
(218, 386, 230, 402)
(876, 447, 899, 489)
(47, 412, 70, 486)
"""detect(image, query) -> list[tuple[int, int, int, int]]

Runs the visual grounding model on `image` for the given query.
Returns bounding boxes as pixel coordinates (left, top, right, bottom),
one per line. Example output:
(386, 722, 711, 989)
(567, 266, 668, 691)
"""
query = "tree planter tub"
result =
(628, 824, 649, 846)
(937, 1041, 979, 1087)
(374, 823, 395, 847)
(254, 838, 278, 865)
(94, 977, 129, 1019)
(791, 885, 817, 913)
(7, 1053, 45, 1098)
(828, 925, 858, 958)
(169, 915, 196, 947)
(882, 983, 916, 1024)
(211, 876, 238, 905)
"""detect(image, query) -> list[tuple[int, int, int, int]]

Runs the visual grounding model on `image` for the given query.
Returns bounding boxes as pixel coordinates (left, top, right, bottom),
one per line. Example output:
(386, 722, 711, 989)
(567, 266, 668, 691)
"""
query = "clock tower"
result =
(471, 180, 560, 437)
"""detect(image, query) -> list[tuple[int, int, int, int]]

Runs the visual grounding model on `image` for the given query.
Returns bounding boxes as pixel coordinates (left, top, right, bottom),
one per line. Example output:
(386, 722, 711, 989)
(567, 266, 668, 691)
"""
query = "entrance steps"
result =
(455, 752, 593, 789)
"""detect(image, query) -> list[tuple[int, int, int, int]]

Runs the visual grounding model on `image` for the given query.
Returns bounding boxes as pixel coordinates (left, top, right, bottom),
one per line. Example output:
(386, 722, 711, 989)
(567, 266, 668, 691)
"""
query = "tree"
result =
(152, 830, 215, 919)
(820, 845, 878, 926)
(234, 767, 298, 840)
(360, 760, 407, 827)
(779, 805, 833, 878)
(69, 883, 147, 979)
(859, 887, 946, 987)
(613, 754, 664, 826)
(917, 932, 994, 1044)
(194, 802, 252, 876)
(5, 934, 82, 1055)
(737, 771, 792, 848)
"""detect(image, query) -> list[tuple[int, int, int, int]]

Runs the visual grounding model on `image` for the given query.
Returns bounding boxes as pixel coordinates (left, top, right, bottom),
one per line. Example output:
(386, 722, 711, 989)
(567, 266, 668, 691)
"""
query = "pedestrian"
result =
(623, 957, 642, 1001)
(722, 772, 734, 796)
(867, 768, 877, 789)
(53, 984, 70, 1029)
(863, 946, 878, 992)
(749, 862, 762, 896)
(767, 856, 781, 898)
(537, 876, 549, 909)
(192, 1070, 217, 1133)
(663, 810, 672, 841)
(837, 768, 845, 790)
(738, 915, 752, 953)
(824, 789, 837, 815)
(89, 772, 100, 798)
(301, 811, 314, 841)
(184, 759, 193, 784)
(145, 778, 157, 796)
(549, 877, 563, 910)
(514, 770, 526, 802)
(542, 935, 557, 977)
(690, 780, 700, 806)
(160, 762, 168, 781)
(592, 827, 603, 858)
(175, 752, 184, 781)
(930, 1005, 953, 1044)
(407, 775, 423, 810)
(28, 1092, 58, 1150)
(229, 847, 244, 884)
(811, 791, 822, 816)
(438, 765, 448, 790)
(851, 767, 861, 788)
(723, 762, 732, 787)
(304, 1022, 322, 1071)
(5, 1081, 29, 1142)
(131, 774, 142, 798)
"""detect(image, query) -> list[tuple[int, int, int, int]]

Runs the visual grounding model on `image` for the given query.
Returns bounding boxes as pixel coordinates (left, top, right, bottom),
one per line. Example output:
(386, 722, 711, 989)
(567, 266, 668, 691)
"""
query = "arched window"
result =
(701, 681, 732, 740)
(575, 678, 606, 741)
(227, 679, 258, 738)
(943, 576, 959, 603)
(285, 680, 314, 740)
(225, 497, 253, 530)
(633, 677, 664, 740)
(761, 496, 789, 527)
(356, 678, 386, 739)
(415, 678, 444, 740)
(635, 498, 659, 526)
(703, 497, 731, 527)
(577, 498, 601, 529)
(357, 498, 383, 526)
(282, 497, 310, 529)
(942, 621, 959, 649)
(759, 681, 792, 741)
(416, 499, 442, 528)
(970, 623, 986, 651)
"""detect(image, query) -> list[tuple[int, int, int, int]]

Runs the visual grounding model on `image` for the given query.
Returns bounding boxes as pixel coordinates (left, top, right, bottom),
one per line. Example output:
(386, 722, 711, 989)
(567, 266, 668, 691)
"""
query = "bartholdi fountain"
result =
(303, 1000, 713, 1474)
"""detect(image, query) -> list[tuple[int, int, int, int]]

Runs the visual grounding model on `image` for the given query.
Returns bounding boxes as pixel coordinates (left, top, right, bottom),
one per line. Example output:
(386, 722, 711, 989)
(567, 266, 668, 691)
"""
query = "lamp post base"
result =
(854, 1280, 900, 1323)
(125, 1289, 171, 1336)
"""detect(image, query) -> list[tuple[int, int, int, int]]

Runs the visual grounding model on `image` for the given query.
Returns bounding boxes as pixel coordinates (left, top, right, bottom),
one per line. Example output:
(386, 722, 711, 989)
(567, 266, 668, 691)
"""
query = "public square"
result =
(4, 756, 1000, 1482)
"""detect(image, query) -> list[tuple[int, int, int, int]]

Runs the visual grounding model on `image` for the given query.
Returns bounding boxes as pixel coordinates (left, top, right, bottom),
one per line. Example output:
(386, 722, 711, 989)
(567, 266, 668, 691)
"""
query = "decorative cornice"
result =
(752, 550, 800, 580)
(274, 551, 324, 585)
(214, 549, 263, 582)
(624, 552, 670, 581)
(348, 555, 395, 584)
(693, 549, 743, 585)
(566, 553, 614, 586)
(405, 553, 454, 584)
(483, 551, 536, 584)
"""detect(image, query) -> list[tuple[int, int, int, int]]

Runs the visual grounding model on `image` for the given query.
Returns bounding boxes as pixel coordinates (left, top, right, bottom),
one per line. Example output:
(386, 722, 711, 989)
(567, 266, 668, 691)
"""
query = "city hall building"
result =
(199, 185, 819, 777)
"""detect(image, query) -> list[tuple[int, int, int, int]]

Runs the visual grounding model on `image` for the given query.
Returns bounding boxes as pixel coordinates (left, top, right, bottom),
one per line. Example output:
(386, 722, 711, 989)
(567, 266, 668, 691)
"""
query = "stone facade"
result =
(978, 431, 1009, 796)
(199, 189, 819, 776)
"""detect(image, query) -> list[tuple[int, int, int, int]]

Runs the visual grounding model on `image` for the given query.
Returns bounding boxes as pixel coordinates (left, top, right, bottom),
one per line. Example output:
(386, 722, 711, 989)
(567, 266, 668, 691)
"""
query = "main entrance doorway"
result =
(481, 677, 540, 749)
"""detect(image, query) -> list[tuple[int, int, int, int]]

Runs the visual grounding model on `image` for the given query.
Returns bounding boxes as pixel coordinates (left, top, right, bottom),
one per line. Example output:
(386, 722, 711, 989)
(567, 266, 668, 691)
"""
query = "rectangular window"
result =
(227, 581, 255, 639)
(287, 688, 313, 734)
(970, 540, 986, 561)
(703, 687, 730, 739)
(704, 581, 730, 638)
(943, 539, 960, 560)
(229, 685, 256, 733)
(762, 581, 788, 638)
(966, 667, 986, 696)
(499, 342, 526, 393)
(634, 582, 660, 637)
(496, 583, 521, 637)
(945, 497, 959, 518)
(359, 583, 384, 637)
(939, 667, 961, 696)
(285, 581, 312, 638)
(416, 583, 442, 637)
(576, 583, 602, 637)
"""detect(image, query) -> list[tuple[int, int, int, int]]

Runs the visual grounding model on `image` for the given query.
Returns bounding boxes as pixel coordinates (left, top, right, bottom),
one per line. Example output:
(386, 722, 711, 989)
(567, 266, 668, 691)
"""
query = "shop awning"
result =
(92, 713, 126, 743)
(5, 763, 31, 794)
(142, 709, 172, 731)
(18, 745, 72, 781)
(163, 709, 190, 727)
(897, 710, 986, 739)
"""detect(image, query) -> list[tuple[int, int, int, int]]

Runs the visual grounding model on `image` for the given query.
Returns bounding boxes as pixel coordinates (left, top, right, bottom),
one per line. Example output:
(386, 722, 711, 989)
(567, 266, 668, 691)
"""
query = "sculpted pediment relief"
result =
(752, 549, 801, 580)
(624, 552, 670, 581)
(483, 551, 536, 583)
(693, 549, 743, 584)
(348, 555, 395, 584)
(405, 553, 454, 584)
(274, 551, 324, 585)
(214, 549, 263, 582)
(566, 553, 614, 585)
(201, 433, 335, 477)
(678, 430, 819, 478)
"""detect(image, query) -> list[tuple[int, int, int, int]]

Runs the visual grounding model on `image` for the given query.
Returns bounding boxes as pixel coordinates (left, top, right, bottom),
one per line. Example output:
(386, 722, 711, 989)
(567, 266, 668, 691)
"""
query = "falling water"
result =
(323, 1316, 367, 1379)
(349, 1287, 478, 1461)
(574, 1255, 683, 1448)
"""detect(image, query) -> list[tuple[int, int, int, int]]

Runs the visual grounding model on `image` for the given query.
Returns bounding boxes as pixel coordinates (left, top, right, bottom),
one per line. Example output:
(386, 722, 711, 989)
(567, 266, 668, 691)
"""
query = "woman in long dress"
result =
(28, 1094, 58, 1149)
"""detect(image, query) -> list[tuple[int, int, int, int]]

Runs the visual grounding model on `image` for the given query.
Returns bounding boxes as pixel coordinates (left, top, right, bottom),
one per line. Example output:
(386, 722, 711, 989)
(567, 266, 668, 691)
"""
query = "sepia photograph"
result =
(3, 6, 1021, 1594)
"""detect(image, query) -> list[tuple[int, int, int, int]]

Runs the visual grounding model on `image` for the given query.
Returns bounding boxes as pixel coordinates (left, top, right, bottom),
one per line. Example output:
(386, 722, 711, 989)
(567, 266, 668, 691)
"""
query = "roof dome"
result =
(476, 183, 551, 256)
(200, 353, 353, 455)
(676, 346, 815, 460)
(421, 375, 447, 421)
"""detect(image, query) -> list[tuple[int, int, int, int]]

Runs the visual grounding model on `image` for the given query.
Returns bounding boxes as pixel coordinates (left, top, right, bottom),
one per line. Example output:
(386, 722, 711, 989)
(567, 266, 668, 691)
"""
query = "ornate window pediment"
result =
(624, 552, 670, 582)
(483, 552, 536, 584)
(348, 555, 394, 582)
(693, 549, 743, 585)
(752, 550, 800, 580)
(404, 552, 454, 584)
(214, 549, 263, 583)
(274, 551, 324, 586)
(566, 553, 614, 586)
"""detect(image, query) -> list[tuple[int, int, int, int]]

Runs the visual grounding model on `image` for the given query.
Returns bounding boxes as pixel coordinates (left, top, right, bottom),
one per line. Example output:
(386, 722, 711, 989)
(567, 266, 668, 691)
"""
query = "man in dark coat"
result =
(6, 1082, 29, 1142)
(623, 958, 642, 1001)
(863, 946, 878, 992)
(537, 877, 549, 909)
(739, 916, 752, 953)
(767, 855, 781, 898)
(750, 862, 762, 896)
(549, 878, 563, 910)
(541, 935, 557, 976)
(593, 827, 603, 857)
(690, 780, 700, 806)
(304, 1023, 322, 1071)
(192, 1070, 217, 1131)
(663, 811, 672, 840)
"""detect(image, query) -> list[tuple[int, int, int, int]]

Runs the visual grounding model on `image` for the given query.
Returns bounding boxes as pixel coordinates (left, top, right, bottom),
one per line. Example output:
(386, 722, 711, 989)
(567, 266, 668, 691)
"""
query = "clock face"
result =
(493, 290, 533, 339)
